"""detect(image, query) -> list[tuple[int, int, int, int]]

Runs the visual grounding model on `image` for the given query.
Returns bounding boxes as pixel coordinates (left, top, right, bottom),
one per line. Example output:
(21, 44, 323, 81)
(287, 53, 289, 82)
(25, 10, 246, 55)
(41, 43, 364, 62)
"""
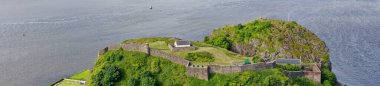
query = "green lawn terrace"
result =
(52, 70, 90, 86)
(122, 37, 250, 66)
(54, 79, 86, 86)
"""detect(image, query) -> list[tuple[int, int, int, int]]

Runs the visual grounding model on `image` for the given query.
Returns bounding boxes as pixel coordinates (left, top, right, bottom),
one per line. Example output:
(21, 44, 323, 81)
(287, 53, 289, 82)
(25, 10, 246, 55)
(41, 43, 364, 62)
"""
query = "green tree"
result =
(91, 65, 121, 86)
(141, 77, 156, 86)
(323, 80, 332, 86)
(321, 68, 336, 85)
(127, 78, 138, 86)
(206, 36, 232, 49)
(263, 75, 284, 86)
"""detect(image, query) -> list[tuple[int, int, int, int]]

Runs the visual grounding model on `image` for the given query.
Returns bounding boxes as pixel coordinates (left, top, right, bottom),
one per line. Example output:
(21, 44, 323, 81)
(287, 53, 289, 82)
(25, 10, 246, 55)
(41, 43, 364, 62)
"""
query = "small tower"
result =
(144, 43, 150, 55)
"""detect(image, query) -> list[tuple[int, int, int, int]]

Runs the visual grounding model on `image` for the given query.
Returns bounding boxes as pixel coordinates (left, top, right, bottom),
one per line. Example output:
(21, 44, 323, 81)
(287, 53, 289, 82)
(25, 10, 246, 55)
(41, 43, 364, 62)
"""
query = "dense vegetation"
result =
(91, 65, 121, 86)
(87, 49, 322, 86)
(205, 18, 330, 63)
(185, 52, 215, 62)
(276, 64, 302, 71)
(321, 63, 337, 86)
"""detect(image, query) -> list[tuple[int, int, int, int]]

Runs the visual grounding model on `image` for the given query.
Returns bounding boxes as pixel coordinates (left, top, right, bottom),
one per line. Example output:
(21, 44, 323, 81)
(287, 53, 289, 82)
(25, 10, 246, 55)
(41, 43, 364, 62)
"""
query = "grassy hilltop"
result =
(59, 18, 337, 86)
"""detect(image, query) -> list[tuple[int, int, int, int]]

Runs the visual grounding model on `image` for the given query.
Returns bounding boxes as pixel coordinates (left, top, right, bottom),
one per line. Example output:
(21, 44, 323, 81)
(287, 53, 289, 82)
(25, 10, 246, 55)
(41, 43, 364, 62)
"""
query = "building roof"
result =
(175, 41, 191, 45)
(276, 58, 301, 64)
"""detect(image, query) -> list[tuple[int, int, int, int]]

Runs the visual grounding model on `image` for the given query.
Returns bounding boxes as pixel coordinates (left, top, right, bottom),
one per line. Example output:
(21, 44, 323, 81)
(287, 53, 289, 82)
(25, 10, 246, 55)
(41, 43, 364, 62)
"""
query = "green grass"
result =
(149, 41, 170, 50)
(69, 69, 91, 81)
(122, 37, 175, 44)
(185, 52, 215, 62)
(163, 47, 247, 65)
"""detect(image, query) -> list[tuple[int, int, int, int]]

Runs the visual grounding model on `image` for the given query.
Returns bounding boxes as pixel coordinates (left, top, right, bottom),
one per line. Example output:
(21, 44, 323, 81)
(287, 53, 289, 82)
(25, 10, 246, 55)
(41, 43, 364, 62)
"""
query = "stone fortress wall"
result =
(98, 43, 321, 83)
(150, 49, 190, 66)
(284, 64, 321, 83)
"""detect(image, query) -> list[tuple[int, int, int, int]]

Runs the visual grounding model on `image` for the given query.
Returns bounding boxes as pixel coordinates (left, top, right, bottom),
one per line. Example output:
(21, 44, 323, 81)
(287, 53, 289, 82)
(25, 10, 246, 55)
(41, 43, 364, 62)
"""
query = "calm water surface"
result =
(0, 0, 379, 85)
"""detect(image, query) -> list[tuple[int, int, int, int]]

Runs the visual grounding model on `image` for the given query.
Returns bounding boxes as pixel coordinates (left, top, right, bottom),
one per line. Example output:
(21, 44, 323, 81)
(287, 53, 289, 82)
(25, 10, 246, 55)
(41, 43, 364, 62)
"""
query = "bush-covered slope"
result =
(87, 49, 319, 86)
(205, 18, 329, 63)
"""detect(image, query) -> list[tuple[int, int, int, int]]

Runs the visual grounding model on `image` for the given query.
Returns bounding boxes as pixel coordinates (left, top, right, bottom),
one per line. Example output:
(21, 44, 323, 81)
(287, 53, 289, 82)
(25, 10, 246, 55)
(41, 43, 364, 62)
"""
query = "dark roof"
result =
(276, 58, 301, 64)
(175, 41, 191, 45)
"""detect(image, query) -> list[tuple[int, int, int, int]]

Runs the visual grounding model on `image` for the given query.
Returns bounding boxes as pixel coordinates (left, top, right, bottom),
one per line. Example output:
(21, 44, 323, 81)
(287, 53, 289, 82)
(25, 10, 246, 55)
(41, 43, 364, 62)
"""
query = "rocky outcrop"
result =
(207, 19, 330, 63)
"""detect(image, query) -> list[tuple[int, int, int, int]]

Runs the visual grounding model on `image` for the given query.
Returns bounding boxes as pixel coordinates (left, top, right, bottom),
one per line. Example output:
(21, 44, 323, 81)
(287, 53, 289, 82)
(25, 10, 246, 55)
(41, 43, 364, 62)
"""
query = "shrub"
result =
(276, 64, 302, 71)
(130, 53, 148, 69)
(252, 55, 264, 63)
(321, 68, 336, 85)
(105, 49, 124, 62)
(150, 59, 161, 74)
(141, 77, 156, 86)
(127, 78, 138, 86)
(185, 52, 215, 62)
(323, 80, 332, 86)
(290, 77, 315, 86)
(262, 74, 287, 86)
(205, 35, 232, 49)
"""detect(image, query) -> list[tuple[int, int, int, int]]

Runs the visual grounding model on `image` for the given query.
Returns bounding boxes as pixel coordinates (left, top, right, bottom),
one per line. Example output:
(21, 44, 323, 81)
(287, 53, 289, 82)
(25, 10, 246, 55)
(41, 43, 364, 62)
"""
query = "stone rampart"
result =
(208, 65, 242, 74)
(121, 43, 149, 54)
(208, 62, 275, 74)
(98, 47, 108, 56)
(108, 44, 122, 50)
(150, 49, 190, 66)
(241, 62, 275, 71)
(186, 65, 209, 80)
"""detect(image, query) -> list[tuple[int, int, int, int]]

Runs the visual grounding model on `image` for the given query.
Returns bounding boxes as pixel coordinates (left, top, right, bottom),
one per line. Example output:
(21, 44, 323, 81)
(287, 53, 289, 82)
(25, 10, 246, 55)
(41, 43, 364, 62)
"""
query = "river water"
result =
(0, 0, 379, 85)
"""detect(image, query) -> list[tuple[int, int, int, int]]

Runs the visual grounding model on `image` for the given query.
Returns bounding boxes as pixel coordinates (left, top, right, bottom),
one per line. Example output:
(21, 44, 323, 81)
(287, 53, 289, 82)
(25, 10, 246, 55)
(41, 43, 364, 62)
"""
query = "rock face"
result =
(206, 19, 330, 63)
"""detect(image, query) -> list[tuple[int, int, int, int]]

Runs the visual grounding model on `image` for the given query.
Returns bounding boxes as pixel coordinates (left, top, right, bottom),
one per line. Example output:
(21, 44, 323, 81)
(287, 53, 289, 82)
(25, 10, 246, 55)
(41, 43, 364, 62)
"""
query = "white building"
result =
(174, 41, 191, 47)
